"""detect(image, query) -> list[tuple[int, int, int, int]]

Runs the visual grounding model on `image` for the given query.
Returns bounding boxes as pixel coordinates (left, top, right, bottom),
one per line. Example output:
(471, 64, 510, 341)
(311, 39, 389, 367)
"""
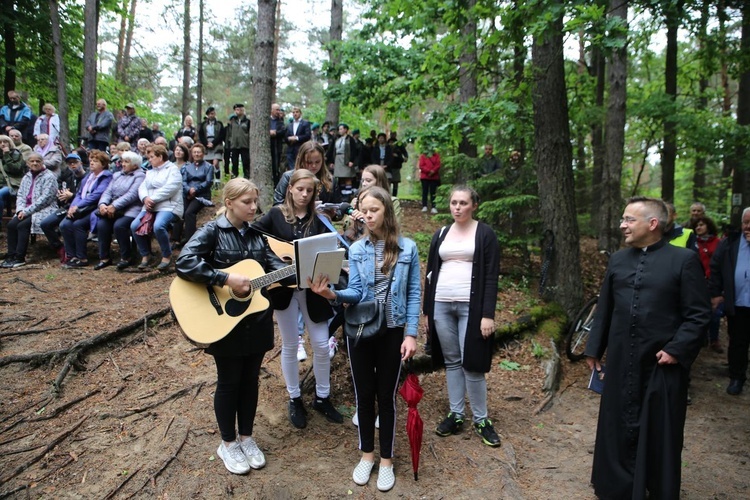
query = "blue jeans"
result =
(0, 186, 13, 217)
(60, 215, 92, 261)
(433, 300, 488, 422)
(40, 211, 66, 250)
(130, 210, 175, 258)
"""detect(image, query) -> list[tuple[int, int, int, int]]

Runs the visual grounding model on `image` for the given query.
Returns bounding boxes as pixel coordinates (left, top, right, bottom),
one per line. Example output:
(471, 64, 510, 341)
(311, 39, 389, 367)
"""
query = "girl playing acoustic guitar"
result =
(175, 178, 293, 475)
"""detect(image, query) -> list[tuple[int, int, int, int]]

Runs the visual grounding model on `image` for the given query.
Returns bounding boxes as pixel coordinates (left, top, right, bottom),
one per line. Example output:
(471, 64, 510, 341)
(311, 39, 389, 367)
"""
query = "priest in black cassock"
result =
(585, 196, 710, 500)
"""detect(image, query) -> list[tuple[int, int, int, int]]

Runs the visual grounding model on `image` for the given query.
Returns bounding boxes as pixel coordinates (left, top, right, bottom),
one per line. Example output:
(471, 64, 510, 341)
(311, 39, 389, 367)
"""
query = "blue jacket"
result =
(0, 102, 32, 133)
(71, 169, 113, 211)
(334, 236, 421, 337)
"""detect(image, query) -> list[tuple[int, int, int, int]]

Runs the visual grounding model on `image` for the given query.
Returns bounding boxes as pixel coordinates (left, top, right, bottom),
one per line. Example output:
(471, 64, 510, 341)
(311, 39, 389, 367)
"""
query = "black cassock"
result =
(585, 238, 710, 500)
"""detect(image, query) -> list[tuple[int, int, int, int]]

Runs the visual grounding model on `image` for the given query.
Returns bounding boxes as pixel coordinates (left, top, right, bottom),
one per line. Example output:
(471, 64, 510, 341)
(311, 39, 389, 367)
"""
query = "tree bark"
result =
(250, 0, 277, 208)
(531, 0, 583, 315)
(49, 0, 70, 148)
(731, 0, 750, 227)
(510, 0, 527, 161)
(693, 0, 710, 201)
(661, 0, 683, 202)
(718, 0, 734, 211)
(182, 0, 192, 121)
(2, 0, 17, 96)
(324, 0, 343, 128)
(457, 0, 478, 183)
(272, 0, 281, 101)
(122, 0, 137, 79)
(81, 0, 99, 139)
(196, 0, 204, 120)
(598, 0, 627, 254)
(115, 0, 128, 81)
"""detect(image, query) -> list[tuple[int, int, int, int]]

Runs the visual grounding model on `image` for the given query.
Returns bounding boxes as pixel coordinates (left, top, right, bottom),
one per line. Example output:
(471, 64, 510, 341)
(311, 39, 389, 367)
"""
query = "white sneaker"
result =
(297, 338, 308, 361)
(431, 207, 438, 214)
(377, 464, 395, 491)
(239, 436, 266, 469)
(328, 336, 338, 360)
(217, 441, 250, 475)
(421, 206, 428, 213)
(352, 458, 375, 485)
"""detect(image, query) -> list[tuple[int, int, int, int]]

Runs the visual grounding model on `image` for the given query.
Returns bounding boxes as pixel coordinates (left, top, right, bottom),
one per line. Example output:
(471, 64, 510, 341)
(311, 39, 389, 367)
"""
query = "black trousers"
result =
(171, 198, 203, 244)
(213, 353, 265, 442)
(421, 179, 439, 208)
(727, 306, 750, 381)
(231, 148, 250, 178)
(6, 215, 32, 260)
(97, 215, 135, 261)
(347, 327, 404, 458)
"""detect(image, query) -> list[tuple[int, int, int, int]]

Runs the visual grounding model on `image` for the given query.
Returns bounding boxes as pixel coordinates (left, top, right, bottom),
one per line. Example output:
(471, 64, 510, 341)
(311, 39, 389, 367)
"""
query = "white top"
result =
(435, 238, 475, 302)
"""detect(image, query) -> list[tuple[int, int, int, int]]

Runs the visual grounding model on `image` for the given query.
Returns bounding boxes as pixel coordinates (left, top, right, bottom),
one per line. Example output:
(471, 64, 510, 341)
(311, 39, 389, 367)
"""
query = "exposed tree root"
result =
(127, 424, 190, 499)
(113, 382, 203, 419)
(28, 389, 101, 422)
(103, 466, 142, 500)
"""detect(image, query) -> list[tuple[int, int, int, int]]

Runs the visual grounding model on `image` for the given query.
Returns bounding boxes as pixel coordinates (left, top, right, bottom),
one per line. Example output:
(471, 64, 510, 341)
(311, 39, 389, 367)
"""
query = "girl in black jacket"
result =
(175, 178, 291, 475)
(254, 168, 343, 429)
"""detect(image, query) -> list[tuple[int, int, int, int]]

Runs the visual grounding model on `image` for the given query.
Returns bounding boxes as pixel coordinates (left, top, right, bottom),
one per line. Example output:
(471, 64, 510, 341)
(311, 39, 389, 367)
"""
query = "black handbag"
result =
(343, 267, 395, 347)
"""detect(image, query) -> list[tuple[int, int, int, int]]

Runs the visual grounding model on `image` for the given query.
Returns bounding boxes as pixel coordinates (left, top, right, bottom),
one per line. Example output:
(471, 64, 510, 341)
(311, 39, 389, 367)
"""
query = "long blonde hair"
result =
(280, 169, 320, 233)
(360, 186, 400, 274)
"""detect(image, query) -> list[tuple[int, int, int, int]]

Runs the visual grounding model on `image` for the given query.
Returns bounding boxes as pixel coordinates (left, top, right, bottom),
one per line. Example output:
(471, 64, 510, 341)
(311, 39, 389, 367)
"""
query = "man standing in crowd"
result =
(285, 106, 311, 170)
(116, 103, 141, 151)
(0, 90, 32, 138)
(270, 103, 286, 185)
(479, 144, 501, 176)
(709, 207, 750, 396)
(685, 202, 706, 229)
(226, 103, 250, 178)
(585, 196, 709, 500)
(138, 118, 154, 143)
(85, 99, 115, 152)
(9, 129, 32, 160)
(666, 202, 697, 250)
(388, 131, 408, 196)
(151, 122, 165, 139)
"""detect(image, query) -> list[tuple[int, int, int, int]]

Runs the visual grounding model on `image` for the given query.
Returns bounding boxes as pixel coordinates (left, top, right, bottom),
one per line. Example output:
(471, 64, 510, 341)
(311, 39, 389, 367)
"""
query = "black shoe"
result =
(9, 258, 25, 268)
(727, 379, 744, 396)
(156, 258, 172, 271)
(474, 418, 501, 447)
(435, 412, 464, 437)
(288, 397, 308, 428)
(116, 259, 132, 271)
(62, 258, 88, 269)
(312, 396, 343, 424)
(1, 258, 16, 268)
(94, 260, 112, 270)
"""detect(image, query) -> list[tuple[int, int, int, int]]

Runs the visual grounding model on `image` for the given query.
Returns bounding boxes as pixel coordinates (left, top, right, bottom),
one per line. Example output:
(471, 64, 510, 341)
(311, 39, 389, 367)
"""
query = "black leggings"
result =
(6, 215, 32, 260)
(347, 327, 404, 458)
(213, 353, 265, 442)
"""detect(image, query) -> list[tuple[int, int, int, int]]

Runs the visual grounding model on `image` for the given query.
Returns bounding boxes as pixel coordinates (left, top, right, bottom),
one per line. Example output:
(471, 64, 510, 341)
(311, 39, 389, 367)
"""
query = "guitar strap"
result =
(316, 213, 350, 250)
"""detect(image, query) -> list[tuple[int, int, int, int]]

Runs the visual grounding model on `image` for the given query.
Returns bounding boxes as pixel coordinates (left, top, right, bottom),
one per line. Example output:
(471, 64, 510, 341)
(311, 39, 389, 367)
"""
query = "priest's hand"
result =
(655, 350, 677, 365)
(586, 356, 601, 372)
(711, 296, 724, 311)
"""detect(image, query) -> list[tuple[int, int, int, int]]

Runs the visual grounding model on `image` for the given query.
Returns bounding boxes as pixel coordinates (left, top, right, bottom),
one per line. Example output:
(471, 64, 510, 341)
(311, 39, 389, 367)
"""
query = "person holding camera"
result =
(94, 151, 145, 270)
(309, 186, 419, 492)
(59, 150, 113, 268)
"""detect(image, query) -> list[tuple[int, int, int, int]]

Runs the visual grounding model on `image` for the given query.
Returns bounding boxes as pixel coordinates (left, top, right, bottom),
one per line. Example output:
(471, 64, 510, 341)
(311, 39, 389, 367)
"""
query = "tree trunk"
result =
(115, 0, 128, 81)
(250, 0, 277, 209)
(598, 0, 627, 254)
(271, 0, 281, 101)
(2, 0, 18, 96)
(196, 0, 204, 120)
(457, 0, 478, 183)
(49, 0, 70, 148)
(661, 0, 683, 202)
(531, 0, 582, 315)
(693, 0, 710, 201)
(731, 0, 750, 227)
(324, 0, 343, 129)
(182, 0, 191, 121)
(81, 0, 99, 139)
(718, 0, 735, 213)
(510, 0, 526, 161)
(122, 0, 137, 79)
(590, 46, 605, 230)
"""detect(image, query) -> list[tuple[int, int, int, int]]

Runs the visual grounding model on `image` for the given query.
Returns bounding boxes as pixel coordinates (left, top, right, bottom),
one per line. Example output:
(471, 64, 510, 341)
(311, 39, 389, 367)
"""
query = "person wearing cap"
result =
(40, 152, 88, 262)
(226, 104, 250, 179)
(85, 99, 115, 152)
(199, 107, 225, 176)
(116, 103, 141, 151)
(285, 106, 311, 170)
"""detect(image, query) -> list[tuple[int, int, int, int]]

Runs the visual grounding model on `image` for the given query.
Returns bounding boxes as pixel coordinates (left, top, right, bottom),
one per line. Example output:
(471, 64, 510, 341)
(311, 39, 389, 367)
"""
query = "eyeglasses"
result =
(620, 216, 640, 225)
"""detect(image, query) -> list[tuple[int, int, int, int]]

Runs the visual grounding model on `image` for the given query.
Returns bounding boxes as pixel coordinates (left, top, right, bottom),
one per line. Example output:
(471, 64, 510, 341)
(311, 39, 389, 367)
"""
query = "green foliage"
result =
(410, 231, 434, 261)
(499, 359, 521, 371)
(531, 340, 547, 358)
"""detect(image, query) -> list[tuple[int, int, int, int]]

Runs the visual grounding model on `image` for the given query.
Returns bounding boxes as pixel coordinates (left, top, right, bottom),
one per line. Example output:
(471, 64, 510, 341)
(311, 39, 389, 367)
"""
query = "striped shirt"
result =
(373, 240, 396, 328)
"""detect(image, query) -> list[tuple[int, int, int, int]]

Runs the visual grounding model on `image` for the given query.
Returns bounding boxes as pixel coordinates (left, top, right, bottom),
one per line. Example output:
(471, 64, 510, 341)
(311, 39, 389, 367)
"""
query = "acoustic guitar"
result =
(170, 260, 295, 344)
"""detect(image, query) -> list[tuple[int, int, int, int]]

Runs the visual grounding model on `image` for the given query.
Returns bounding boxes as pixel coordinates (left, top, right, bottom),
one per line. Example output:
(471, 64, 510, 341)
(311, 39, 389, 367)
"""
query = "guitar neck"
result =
(250, 264, 296, 290)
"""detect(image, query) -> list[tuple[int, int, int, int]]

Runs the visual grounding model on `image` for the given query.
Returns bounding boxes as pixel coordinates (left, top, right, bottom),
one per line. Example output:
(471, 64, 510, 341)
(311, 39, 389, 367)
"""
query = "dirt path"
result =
(1, 207, 749, 498)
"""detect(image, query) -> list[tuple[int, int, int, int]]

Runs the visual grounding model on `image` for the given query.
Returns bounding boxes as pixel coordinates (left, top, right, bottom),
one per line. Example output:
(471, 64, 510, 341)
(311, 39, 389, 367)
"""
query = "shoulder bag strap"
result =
(316, 213, 350, 250)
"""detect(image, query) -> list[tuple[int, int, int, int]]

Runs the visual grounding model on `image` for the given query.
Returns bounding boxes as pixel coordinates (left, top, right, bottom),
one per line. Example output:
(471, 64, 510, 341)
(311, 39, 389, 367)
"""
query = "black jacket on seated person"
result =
(175, 214, 294, 357)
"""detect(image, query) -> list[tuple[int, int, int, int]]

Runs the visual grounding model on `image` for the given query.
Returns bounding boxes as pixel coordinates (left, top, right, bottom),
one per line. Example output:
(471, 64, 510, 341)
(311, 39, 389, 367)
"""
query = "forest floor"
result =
(0, 201, 748, 499)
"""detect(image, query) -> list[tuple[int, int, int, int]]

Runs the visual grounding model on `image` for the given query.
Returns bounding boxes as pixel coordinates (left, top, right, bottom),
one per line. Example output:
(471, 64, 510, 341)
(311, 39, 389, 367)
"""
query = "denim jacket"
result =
(334, 235, 421, 337)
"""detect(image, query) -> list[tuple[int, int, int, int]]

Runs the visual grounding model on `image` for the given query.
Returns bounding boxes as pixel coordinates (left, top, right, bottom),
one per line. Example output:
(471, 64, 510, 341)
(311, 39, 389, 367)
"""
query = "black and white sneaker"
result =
(288, 397, 308, 428)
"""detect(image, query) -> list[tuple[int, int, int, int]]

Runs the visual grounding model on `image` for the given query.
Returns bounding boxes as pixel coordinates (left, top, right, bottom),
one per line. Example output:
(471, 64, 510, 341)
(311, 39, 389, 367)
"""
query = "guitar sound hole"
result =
(225, 298, 251, 317)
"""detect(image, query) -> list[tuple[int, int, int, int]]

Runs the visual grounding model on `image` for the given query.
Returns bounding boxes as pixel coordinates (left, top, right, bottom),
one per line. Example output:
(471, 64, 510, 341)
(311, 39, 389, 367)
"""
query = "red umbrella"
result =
(399, 372, 424, 480)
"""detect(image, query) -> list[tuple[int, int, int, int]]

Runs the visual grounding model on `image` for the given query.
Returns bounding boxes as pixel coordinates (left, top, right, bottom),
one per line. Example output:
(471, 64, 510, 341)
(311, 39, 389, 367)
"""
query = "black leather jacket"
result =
(175, 214, 293, 356)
